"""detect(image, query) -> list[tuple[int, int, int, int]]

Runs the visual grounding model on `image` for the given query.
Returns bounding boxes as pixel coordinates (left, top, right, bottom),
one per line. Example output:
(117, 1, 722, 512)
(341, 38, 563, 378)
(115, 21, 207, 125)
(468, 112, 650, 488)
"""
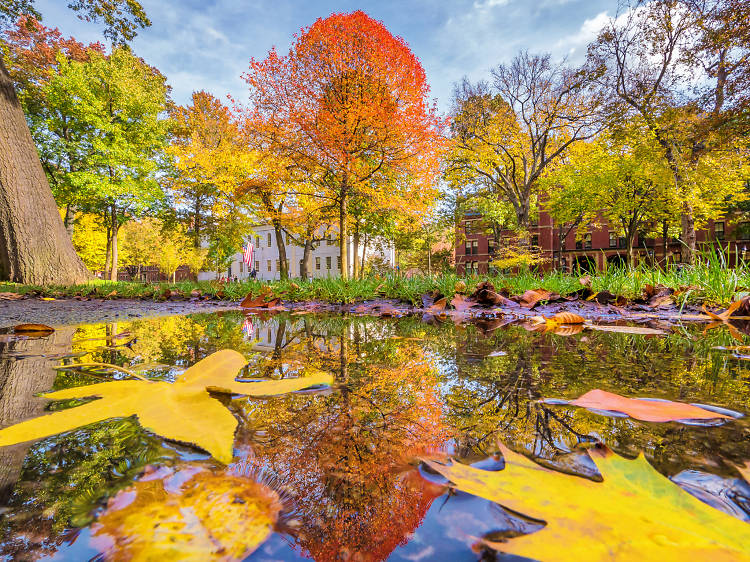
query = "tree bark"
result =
(109, 205, 119, 281)
(339, 189, 349, 280)
(104, 221, 112, 278)
(352, 220, 360, 280)
(681, 203, 696, 265)
(0, 327, 76, 505)
(0, 57, 90, 284)
(360, 235, 368, 279)
(301, 239, 312, 281)
(271, 218, 288, 280)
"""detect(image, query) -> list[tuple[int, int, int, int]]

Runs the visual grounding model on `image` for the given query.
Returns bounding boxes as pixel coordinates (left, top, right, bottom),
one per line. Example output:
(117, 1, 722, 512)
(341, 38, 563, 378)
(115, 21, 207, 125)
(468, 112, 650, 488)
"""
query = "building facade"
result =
(199, 223, 396, 281)
(455, 210, 750, 275)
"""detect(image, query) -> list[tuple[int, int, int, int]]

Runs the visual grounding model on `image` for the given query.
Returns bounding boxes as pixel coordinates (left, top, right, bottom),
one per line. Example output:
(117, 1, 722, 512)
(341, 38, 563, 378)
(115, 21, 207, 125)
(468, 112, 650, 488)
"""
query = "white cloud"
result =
(553, 11, 610, 59)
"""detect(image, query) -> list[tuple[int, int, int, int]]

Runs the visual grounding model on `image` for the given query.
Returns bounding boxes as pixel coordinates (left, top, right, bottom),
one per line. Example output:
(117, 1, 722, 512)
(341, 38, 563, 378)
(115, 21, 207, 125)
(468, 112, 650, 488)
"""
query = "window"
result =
(324, 256, 330, 269)
(584, 233, 592, 250)
(275, 259, 280, 271)
(255, 260, 259, 272)
(739, 222, 750, 240)
(266, 260, 271, 272)
(471, 240, 479, 255)
(609, 232, 617, 248)
(266, 233, 272, 246)
(255, 236, 260, 247)
(488, 238, 496, 254)
(714, 221, 725, 240)
(531, 234, 539, 248)
(327, 233, 334, 246)
(315, 257, 321, 270)
(240, 262, 244, 273)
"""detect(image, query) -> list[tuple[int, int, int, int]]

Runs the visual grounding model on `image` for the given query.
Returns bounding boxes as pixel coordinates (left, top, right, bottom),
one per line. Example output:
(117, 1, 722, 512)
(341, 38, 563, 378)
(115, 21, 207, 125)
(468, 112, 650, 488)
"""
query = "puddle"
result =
(0, 311, 748, 559)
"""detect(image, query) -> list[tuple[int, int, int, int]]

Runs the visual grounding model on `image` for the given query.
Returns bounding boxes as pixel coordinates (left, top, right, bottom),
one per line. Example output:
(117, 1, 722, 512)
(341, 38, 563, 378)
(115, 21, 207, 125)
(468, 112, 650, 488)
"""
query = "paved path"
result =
(0, 298, 240, 328)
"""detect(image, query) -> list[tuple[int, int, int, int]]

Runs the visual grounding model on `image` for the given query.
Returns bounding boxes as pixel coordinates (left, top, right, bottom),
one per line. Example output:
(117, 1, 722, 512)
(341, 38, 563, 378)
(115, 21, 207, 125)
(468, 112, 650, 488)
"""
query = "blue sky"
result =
(34, 0, 615, 112)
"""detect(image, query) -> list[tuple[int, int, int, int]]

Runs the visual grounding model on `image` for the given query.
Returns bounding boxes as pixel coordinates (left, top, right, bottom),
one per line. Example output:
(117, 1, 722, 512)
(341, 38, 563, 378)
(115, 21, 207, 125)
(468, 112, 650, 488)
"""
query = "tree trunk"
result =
(626, 233, 636, 268)
(360, 235, 368, 279)
(0, 58, 90, 284)
(301, 239, 312, 281)
(661, 220, 669, 268)
(352, 221, 360, 280)
(272, 219, 288, 280)
(63, 204, 75, 238)
(339, 189, 348, 280)
(0, 327, 76, 505)
(104, 222, 112, 278)
(109, 206, 119, 281)
(681, 203, 696, 265)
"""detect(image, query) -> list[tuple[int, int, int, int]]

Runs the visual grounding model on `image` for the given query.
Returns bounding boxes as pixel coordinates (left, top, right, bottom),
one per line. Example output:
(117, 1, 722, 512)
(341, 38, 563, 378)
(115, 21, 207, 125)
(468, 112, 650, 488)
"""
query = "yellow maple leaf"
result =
(425, 443, 750, 561)
(0, 349, 333, 463)
(90, 466, 282, 561)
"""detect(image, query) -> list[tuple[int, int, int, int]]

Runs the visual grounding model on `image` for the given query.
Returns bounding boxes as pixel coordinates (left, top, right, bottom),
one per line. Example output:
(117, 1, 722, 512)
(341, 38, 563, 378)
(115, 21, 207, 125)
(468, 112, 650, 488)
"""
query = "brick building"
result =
(455, 210, 750, 274)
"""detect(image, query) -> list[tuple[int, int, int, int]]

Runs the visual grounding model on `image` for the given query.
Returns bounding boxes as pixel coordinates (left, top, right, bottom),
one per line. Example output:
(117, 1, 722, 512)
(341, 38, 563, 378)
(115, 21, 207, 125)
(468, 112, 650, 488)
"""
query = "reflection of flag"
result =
(241, 316, 254, 339)
(242, 241, 254, 267)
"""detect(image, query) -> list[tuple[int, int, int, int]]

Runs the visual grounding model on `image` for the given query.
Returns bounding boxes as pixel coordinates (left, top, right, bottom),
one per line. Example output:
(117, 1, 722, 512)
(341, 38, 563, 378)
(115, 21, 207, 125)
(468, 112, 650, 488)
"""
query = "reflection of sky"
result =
(32, 0, 614, 112)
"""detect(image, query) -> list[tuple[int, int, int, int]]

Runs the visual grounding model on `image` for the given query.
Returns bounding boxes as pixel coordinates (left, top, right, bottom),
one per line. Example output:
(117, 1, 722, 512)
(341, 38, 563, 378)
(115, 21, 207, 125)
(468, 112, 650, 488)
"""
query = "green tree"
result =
(44, 46, 169, 280)
(0, 0, 149, 284)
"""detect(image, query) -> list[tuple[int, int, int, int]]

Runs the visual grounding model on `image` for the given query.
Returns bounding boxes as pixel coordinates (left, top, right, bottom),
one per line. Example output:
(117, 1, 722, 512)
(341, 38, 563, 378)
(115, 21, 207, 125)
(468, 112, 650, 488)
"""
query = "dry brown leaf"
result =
(579, 275, 592, 288)
(0, 292, 23, 300)
(14, 323, 55, 337)
(519, 288, 553, 308)
(551, 312, 585, 324)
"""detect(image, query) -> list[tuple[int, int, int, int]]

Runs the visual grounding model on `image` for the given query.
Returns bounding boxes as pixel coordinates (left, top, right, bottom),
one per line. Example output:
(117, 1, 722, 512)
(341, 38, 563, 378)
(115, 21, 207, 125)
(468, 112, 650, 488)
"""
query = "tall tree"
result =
(445, 53, 602, 244)
(244, 11, 443, 279)
(44, 47, 168, 280)
(0, 0, 149, 283)
(590, 0, 750, 263)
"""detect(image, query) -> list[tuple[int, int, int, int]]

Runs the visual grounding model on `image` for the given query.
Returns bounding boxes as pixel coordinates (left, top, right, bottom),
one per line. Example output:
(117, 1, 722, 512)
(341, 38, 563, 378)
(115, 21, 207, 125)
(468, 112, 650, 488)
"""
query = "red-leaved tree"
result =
(243, 11, 444, 279)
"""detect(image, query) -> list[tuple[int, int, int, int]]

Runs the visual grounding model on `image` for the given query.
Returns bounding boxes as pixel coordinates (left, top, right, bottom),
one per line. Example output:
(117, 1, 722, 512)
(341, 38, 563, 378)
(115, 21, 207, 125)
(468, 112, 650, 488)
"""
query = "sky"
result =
(33, 0, 616, 113)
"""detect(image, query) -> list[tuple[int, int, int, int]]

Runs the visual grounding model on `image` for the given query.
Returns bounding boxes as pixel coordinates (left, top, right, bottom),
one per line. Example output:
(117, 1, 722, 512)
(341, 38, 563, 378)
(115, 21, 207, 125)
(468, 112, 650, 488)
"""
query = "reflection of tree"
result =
(235, 342, 449, 561)
(442, 323, 750, 476)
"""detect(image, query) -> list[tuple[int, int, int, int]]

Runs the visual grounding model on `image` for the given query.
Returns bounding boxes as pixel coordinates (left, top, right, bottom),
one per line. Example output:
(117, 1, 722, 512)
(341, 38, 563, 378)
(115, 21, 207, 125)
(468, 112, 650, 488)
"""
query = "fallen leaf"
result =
(557, 389, 733, 422)
(190, 289, 202, 298)
(703, 300, 744, 322)
(454, 280, 466, 293)
(585, 324, 666, 335)
(579, 275, 592, 288)
(428, 297, 447, 312)
(0, 349, 334, 463)
(519, 288, 554, 309)
(424, 443, 750, 561)
(550, 312, 585, 324)
(40, 297, 55, 301)
(450, 294, 479, 312)
(13, 323, 55, 337)
(240, 294, 281, 309)
(0, 292, 23, 300)
(90, 465, 281, 560)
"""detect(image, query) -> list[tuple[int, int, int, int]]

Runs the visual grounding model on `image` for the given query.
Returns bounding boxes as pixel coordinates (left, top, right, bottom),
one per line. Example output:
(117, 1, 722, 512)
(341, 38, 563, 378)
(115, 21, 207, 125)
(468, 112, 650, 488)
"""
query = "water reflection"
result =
(0, 311, 747, 560)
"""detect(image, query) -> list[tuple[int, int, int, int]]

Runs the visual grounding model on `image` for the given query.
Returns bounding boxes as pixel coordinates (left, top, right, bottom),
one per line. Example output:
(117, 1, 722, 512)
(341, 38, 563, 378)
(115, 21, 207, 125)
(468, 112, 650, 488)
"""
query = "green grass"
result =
(1, 246, 747, 306)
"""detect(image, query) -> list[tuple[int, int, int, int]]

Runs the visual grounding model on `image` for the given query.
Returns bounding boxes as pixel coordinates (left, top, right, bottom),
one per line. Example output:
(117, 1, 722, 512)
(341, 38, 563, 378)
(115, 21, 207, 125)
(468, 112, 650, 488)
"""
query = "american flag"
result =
(241, 316, 254, 340)
(242, 240, 254, 267)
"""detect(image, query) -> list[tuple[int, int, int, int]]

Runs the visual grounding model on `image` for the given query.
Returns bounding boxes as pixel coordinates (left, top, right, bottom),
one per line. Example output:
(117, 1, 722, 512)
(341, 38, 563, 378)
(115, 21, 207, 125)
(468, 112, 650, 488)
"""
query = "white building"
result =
(198, 223, 396, 281)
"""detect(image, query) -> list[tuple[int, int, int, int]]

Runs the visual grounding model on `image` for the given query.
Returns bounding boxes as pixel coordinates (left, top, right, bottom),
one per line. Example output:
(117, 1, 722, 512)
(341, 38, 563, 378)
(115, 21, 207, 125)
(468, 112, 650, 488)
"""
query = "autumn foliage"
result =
(243, 11, 445, 278)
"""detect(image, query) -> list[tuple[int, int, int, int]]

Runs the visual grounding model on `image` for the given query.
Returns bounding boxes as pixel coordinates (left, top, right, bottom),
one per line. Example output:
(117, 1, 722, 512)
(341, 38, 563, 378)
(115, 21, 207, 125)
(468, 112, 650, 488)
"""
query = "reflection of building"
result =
(199, 223, 396, 281)
(455, 209, 750, 274)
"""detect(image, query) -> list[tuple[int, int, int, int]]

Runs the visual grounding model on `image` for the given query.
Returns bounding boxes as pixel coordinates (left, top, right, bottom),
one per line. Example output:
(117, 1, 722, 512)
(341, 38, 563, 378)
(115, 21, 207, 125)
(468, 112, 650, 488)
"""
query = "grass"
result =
(0, 263, 747, 308)
(0, 246, 746, 306)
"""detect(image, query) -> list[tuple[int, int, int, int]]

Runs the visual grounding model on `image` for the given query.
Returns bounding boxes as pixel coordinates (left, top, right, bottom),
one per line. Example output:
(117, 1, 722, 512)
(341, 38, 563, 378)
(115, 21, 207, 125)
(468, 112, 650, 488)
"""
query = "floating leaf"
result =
(450, 294, 478, 312)
(424, 443, 750, 561)
(703, 300, 744, 322)
(90, 465, 281, 560)
(553, 389, 734, 422)
(0, 350, 334, 463)
(240, 294, 281, 309)
(428, 297, 447, 312)
(14, 323, 55, 337)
